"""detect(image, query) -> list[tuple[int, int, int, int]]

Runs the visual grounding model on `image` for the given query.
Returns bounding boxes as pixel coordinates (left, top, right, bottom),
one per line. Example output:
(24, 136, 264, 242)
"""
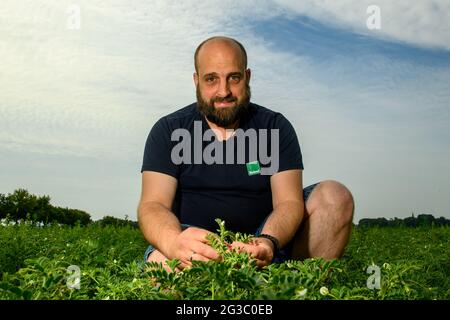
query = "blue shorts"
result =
(143, 182, 320, 264)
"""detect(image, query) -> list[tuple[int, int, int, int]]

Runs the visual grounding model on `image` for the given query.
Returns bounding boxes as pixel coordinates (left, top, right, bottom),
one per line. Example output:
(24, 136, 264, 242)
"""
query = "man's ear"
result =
(193, 72, 199, 86)
(245, 68, 251, 83)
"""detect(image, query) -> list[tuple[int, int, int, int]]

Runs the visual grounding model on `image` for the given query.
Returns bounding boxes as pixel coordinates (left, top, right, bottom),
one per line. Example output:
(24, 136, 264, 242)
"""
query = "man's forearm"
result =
(260, 200, 304, 249)
(138, 201, 182, 257)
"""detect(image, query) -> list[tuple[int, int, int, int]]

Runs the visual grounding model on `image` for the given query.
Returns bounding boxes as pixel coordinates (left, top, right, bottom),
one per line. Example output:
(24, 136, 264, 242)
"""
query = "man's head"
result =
(194, 36, 251, 128)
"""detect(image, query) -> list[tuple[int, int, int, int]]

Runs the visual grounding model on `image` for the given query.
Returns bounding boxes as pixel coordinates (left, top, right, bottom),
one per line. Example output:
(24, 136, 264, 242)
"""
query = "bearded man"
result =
(138, 36, 354, 271)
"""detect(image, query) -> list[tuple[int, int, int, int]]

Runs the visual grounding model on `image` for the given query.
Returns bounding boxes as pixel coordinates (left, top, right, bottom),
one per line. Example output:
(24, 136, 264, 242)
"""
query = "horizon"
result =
(1, 187, 447, 225)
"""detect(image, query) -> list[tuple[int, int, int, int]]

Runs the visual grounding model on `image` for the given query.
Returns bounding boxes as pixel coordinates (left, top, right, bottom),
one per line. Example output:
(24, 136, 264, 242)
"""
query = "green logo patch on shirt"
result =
(246, 161, 261, 176)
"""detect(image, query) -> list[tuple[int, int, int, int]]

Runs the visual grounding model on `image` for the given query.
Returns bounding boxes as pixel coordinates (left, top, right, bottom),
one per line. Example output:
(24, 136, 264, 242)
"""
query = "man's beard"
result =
(196, 83, 251, 128)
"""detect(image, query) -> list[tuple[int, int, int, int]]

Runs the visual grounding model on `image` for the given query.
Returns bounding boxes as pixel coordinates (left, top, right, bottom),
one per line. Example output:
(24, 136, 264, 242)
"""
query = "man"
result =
(138, 36, 354, 271)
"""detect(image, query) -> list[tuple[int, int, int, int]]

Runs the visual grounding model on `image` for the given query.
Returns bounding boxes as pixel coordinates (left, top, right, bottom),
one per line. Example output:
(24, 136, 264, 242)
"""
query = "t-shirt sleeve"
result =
(275, 113, 304, 173)
(141, 117, 180, 178)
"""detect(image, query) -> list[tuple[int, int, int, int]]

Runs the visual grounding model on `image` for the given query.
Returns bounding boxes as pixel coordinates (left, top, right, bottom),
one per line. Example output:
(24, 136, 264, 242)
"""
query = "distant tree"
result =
(94, 215, 138, 228)
(435, 217, 449, 227)
(0, 189, 92, 226)
(51, 207, 92, 226)
(358, 213, 449, 228)
(377, 217, 389, 227)
(390, 217, 404, 227)
(0, 193, 8, 219)
(7, 189, 38, 220)
(417, 214, 435, 227)
(403, 216, 417, 227)
(34, 195, 52, 223)
(358, 218, 373, 227)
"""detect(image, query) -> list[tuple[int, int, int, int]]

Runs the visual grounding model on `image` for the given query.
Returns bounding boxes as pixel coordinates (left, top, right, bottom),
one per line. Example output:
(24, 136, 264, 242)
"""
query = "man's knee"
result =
(314, 180, 354, 224)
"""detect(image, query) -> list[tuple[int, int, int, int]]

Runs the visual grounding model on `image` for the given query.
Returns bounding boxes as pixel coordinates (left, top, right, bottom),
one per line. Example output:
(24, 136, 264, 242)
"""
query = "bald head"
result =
(194, 36, 247, 73)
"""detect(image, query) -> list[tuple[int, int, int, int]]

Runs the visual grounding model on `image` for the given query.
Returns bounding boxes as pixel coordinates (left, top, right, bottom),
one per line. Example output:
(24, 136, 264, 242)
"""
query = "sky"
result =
(0, 0, 449, 223)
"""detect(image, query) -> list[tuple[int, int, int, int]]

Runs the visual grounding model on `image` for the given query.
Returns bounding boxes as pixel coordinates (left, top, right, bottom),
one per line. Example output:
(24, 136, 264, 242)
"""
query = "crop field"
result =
(0, 221, 448, 300)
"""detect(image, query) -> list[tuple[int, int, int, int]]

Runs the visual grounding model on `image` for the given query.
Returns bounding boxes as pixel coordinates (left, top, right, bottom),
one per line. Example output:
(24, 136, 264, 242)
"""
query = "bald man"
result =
(138, 36, 355, 271)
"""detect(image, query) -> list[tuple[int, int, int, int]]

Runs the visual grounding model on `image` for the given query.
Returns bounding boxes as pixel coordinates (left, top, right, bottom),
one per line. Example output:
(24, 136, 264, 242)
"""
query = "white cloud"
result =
(275, 0, 450, 51)
(0, 0, 449, 221)
(0, 0, 289, 218)
(0, 0, 284, 159)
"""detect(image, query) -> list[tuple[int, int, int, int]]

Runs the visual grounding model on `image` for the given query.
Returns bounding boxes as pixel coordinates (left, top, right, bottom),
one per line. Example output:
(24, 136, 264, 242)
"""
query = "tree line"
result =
(358, 214, 449, 228)
(0, 189, 137, 227)
(2, 189, 447, 228)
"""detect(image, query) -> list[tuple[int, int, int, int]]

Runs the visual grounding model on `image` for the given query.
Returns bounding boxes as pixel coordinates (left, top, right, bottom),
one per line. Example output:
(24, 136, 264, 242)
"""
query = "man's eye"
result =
(205, 77, 216, 83)
(230, 76, 241, 82)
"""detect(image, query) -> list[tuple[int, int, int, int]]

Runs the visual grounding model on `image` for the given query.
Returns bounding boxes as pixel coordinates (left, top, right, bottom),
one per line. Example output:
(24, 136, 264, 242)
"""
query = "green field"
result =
(0, 222, 448, 300)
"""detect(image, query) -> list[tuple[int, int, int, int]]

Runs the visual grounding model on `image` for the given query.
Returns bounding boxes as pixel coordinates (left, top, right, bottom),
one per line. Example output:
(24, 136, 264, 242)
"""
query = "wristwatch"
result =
(258, 234, 280, 254)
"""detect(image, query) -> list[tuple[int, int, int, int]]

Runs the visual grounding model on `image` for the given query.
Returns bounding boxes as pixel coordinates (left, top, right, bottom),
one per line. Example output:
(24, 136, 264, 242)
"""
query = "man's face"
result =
(194, 41, 251, 128)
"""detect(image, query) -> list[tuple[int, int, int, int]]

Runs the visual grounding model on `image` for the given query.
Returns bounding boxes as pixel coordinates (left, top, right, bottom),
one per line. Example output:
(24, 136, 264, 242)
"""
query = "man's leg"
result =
(291, 180, 355, 260)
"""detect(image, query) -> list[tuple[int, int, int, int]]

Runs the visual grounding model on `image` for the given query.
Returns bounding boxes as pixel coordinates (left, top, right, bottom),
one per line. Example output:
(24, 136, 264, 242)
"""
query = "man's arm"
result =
(261, 169, 304, 248)
(137, 171, 181, 256)
(138, 171, 220, 268)
(231, 169, 304, 267)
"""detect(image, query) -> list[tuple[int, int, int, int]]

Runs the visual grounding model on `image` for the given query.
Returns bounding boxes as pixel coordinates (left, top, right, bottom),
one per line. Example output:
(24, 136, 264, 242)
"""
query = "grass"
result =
(0, 221, 448, 300)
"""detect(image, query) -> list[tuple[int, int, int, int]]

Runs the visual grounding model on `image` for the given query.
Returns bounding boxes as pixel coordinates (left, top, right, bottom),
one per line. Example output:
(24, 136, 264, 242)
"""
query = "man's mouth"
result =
(214, 100, 236, 108)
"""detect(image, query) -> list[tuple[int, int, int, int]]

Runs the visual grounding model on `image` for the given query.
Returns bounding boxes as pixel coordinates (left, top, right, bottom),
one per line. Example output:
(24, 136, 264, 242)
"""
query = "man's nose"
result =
(216, 79, 231, 98)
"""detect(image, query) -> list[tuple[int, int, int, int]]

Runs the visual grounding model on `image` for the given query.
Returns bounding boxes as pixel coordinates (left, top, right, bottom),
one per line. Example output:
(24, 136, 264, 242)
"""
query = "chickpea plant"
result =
(0, 218, 448, 300)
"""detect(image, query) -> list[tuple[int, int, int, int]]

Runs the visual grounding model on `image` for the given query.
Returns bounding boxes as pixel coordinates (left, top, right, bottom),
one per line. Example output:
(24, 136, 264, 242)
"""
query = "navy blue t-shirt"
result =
(141, 102, 303, 234)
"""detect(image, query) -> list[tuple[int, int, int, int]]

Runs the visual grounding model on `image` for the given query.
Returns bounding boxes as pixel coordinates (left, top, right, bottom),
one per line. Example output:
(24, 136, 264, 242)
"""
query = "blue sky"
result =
(0, 0, 449, 222)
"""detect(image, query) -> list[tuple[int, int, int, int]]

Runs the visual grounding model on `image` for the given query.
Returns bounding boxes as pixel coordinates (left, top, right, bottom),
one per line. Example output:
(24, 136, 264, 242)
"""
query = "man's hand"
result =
(230, 237, 275, 268)
(167, 227, 221, 269)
